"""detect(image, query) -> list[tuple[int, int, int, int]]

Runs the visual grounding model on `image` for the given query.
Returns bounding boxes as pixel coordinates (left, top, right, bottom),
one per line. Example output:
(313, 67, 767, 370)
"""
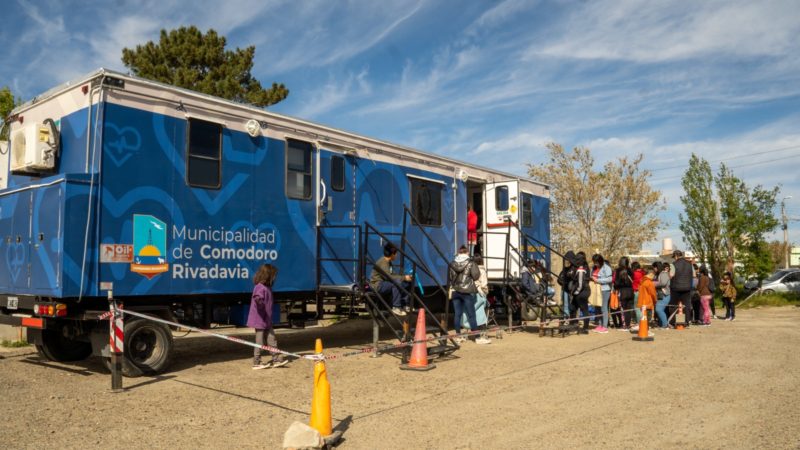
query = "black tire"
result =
(761, 289, 774, 295)
(112, 318, 173, 377)
(36, 327, 93, 362)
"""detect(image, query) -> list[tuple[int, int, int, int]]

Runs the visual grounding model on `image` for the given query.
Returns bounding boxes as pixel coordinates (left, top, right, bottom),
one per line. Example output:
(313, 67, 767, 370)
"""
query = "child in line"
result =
(720, 271, 737, 321)
(248, 264, 289, 370)
(632, 265, 657, 334)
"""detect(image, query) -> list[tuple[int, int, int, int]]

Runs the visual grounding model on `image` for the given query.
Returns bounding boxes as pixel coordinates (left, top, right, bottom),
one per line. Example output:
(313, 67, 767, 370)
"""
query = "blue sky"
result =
(2, 0, 799, 251)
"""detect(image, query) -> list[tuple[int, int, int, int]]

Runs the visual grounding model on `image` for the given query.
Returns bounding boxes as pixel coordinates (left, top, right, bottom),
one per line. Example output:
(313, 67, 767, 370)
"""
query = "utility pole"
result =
(782, 196, 792, 269)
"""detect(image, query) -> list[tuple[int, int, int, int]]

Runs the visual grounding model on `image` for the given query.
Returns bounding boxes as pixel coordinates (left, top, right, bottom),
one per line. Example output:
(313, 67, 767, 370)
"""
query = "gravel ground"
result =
(1, 307, 798, 449)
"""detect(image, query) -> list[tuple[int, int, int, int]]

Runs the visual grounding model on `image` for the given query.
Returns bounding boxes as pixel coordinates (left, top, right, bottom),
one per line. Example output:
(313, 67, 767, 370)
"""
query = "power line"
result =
(649, 153, 800, 184)
(647, 144, 800, 173)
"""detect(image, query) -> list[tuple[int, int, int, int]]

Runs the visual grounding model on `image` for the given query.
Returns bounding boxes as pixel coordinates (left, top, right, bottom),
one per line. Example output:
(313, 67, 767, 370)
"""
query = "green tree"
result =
(715, 163, 780, 283)
(528, 143, 664, 259)
(679, 154, 723, 281)
(1, 86, 22, 140)
(122, 26, 288, 107)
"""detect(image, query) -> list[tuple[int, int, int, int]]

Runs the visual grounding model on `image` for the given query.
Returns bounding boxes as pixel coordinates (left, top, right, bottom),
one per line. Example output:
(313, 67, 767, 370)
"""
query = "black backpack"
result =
(708, 276, 716, 294)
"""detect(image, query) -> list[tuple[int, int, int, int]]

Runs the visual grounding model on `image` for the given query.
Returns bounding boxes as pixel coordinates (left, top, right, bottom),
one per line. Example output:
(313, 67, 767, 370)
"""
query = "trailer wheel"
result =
(36, 327, 93, 362)
(520, 298, 539, 321)
(118, 318, 173, 377)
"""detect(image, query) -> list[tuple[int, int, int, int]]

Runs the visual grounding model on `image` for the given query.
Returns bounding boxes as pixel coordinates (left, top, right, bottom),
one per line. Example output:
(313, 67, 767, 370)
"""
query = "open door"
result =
(316, 148, 359, 288)
(484, 180, 522, 280)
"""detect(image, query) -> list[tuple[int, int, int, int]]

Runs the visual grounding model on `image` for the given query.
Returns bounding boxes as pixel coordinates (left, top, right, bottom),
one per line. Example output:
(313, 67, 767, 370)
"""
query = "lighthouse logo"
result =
(131, 214, 168, 279)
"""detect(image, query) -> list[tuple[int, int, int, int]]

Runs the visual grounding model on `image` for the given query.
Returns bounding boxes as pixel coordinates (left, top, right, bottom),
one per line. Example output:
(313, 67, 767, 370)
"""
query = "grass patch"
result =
(738, 292, 800, 309)
(0, 339, 30, 348)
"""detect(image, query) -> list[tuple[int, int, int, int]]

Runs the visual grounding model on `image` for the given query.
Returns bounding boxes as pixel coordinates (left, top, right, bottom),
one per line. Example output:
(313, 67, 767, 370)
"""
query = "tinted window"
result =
(331, 155, 345, 192)
(783, 272, 800, 283)
(187, 118, 222, 189)
(286, 139, 313, 200)
(410, 178, 442, 227)
(522, 193, 532, 227)
(496, 186, 509, 211)
(765, 270, 790, 282)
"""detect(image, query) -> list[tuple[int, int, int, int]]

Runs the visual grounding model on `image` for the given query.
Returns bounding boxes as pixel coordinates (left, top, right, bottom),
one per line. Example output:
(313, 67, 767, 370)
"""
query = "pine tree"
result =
(122, 26, 288, 107)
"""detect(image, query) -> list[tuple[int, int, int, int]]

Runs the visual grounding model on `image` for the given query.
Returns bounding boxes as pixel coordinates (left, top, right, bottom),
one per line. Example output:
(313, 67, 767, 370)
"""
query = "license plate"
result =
(7, 297, 18, 310)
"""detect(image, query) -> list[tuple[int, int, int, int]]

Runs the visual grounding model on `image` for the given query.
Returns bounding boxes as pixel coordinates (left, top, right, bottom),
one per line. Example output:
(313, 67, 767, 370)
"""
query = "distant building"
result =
(791, 246, 800, 267)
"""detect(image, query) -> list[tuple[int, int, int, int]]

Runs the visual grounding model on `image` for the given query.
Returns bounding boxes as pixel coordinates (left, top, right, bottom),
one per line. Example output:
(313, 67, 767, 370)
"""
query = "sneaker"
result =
(475, 337, 491, 345)
(630, 325, 639, 332)
(593, 326, 609, 334)
(729, 317, 735, 322)
(252, 362, 272, 370)
(546, 300, 557, 306)
(648, 331, 655, 337)
(392, 307, 407, 316)
(578, 328, 589, 335)
(403, 306, 412, 313)
(271, 359, 289, 368)
(455, 337, 467, 344)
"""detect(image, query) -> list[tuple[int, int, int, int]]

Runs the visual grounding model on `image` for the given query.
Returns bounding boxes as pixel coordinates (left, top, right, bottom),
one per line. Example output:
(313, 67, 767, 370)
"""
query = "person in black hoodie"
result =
(614, 256, 635, 330)
(569, 252, 591, 334)
(670, 250, 694, 327)
(557, 251, 576, 317)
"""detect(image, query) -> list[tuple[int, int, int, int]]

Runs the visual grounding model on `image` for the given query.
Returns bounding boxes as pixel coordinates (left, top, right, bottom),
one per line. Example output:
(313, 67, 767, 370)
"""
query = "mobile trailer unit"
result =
(0, 69, 550, 374)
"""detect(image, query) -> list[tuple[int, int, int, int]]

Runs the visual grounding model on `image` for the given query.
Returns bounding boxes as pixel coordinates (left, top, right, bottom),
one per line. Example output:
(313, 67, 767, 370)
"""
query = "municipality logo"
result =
(131, 215, 168, 279)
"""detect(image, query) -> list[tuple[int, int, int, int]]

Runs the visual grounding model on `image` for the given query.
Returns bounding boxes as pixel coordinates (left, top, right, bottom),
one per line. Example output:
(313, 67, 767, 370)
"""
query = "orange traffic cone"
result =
(676, 303, 686, 330)
(633, 306, 654, 341)
(400, 309, 436, 371)
(309, 339, 332, 437)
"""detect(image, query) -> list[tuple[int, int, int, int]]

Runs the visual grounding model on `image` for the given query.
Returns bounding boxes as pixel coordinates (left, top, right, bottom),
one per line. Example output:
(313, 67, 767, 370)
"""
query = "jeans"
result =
(562, 291, 570, 316)
(452, 291, 478, 333)
(656, 294, 671, 328)
(253, 328, 279, 365)
(601, 290, 610, 327)
(378, 280, 410, 308)
(633, 292, 641, 321)
(723, 297, 736, 319)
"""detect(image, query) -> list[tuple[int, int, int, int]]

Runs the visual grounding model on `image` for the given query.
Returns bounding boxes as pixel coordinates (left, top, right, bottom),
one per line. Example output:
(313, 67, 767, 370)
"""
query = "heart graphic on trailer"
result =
(104, 123, 142, 167)
(5, 241, 25, 283)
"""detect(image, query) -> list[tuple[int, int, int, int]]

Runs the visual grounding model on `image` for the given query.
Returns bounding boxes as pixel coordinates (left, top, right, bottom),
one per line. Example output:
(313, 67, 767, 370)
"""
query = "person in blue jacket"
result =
(591, 254, 613, 334)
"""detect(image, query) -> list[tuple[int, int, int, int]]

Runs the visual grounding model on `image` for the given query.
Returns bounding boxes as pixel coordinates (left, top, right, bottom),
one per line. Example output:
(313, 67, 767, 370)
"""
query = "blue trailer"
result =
(0, 69, 550, 374)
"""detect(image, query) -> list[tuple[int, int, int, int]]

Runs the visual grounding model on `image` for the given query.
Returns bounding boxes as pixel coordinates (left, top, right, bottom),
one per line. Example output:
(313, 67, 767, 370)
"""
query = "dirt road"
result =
(1, 307, 798, 449)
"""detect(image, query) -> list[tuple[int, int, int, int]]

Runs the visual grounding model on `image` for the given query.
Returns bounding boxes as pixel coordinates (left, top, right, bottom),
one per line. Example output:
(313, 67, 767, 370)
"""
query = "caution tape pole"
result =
(108, 291, 123, 392)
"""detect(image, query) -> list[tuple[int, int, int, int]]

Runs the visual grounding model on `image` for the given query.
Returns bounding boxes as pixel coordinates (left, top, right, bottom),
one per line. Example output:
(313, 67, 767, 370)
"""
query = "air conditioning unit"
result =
(10, 121, 58, 173)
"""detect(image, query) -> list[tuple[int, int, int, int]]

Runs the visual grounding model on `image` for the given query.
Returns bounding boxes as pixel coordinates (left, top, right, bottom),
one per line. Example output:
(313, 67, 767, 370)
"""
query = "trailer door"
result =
(483, 180, 521, 280)
(317, 149, 358, 288)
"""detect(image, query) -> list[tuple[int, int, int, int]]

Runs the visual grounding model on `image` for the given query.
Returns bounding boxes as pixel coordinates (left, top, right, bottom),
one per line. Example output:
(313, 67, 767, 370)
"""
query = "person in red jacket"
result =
(467, 204, 478, 256)
(631, 261, 645, 322)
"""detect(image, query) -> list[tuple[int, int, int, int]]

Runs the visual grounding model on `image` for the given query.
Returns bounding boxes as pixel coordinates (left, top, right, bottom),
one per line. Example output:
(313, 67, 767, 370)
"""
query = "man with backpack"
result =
(449, 245, 483, 343)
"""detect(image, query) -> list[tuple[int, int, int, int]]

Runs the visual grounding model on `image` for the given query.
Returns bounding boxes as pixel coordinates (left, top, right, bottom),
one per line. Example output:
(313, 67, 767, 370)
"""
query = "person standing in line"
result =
(631, 261, 645, 322)
(467, 255, 492, 345)
(697, 266, 712, 326)
(557, 251, 576, 318)
(370, 243, 413, 316)
(720, 271, 737, 321)
(691, 263, 702, 324)
(670, 250, 694, 328)
(653, 262, 672, 329)
(249, 264, 289, 369)
(467, 204, 478, 256)
(614, 257, 634, 331)
(570, 252, 591, 334)
(591, 254, 613, 334)
(636, 265, 657, 334)
(449, 245, 481, 343)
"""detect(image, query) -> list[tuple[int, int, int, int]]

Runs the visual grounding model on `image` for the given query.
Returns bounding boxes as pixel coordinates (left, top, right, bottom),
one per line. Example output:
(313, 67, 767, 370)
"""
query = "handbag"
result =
(610, 290, 619, 309)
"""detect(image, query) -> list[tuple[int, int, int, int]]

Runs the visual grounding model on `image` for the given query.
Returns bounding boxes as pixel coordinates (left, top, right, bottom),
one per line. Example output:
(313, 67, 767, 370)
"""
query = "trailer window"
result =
(331, 155, 345, 192)
(521, 193, 532, 227)
(410, 178, 442, 227)
(186, 118, 222, 189)
(286, 139, 313, 200)
(495, 186, 509, 211)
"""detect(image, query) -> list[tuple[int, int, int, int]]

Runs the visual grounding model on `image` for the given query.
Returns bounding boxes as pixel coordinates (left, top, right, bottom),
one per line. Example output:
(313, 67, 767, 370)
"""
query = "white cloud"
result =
(533, 0, 800, 63)
(291, 68, 372, 118)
